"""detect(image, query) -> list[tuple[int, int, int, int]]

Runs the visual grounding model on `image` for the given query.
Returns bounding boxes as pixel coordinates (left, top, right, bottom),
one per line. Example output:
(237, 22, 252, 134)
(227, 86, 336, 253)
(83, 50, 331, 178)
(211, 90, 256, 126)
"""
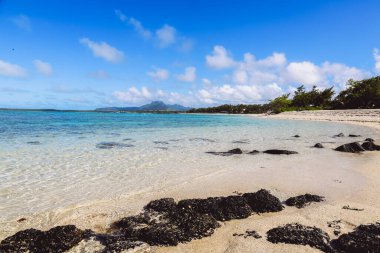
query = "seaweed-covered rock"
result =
(333, 133, 345, 138)
(362, 141, 380, 151)
(0, 225, 90, 253)
(333, 223, 380, 253)
(144, 198, 177, 213)
(314, 143, 324, 148)
(242, 189, 283, 213)
(206, 148, 243, 156)
(263, 149, 298, 155)
(285, 194, 324, 208)
(178, 195, 252, 221)
(96, 142, 134, 149)
(335, 142, 365, 153)
(95, 233, 144, 252)
(348, 134, 361, 137)
(114, 208, 219, 246)
(365, 138, 375, 142)
(267, 223, 333, 253)
(248, 150, 260, 154)
(233, 230, 262, 239)
(293, 135, 300, 138)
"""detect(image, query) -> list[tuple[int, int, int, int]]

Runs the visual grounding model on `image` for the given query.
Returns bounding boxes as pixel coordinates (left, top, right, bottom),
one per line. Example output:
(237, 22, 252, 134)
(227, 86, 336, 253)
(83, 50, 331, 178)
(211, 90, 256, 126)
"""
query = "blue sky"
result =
(1, 0, 380, 109)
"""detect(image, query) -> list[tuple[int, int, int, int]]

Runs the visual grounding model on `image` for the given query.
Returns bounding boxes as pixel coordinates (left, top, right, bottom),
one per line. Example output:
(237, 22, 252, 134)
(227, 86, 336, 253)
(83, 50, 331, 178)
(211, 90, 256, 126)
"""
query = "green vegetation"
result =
(188, 76, 380, 114)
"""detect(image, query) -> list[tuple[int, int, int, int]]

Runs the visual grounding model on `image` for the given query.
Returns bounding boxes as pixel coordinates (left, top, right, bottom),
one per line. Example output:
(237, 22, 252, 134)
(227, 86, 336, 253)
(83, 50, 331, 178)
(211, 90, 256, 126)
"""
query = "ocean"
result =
(0, 110, 376, 221)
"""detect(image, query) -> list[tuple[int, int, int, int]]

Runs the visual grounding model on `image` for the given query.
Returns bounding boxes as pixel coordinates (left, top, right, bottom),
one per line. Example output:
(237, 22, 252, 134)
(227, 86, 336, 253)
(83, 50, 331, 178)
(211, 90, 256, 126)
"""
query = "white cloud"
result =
(113, 86, 153, 103)
(374, 48, 380, 73)
(147, 67, 169, 81)
(206, 45, 236, 69)
(33, 59, 53, 76)
(80, 38, 124, 63)
(156, 25, 176, 48)
(10, 14, 31, 31)
(286, 61, 322, 86)
(176, 67, 196, 82)
(115, 10, 152, 39)
(202, 78, 211, 85)
(321, 62, 369, 89)
(0, 60, 27, 77)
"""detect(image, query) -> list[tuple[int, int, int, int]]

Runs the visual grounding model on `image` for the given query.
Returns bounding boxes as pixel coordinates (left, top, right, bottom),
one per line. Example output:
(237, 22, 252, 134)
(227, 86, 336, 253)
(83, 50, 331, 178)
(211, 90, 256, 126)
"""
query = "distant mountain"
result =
(95, 101, 191, 112)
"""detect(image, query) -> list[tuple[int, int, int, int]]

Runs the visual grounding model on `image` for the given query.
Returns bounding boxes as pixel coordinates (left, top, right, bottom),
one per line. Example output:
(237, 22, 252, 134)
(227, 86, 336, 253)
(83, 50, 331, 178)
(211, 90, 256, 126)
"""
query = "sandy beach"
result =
(1, 109, 380, 253)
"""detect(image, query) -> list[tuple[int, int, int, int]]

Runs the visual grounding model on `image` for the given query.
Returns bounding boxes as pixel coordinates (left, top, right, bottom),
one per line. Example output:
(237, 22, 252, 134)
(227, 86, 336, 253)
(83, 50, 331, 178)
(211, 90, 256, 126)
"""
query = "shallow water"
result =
(0, 110, 377, 221)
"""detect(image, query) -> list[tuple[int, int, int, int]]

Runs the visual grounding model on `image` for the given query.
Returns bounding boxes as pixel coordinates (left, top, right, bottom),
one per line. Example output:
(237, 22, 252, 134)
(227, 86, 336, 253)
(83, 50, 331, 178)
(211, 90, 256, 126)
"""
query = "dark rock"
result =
(233, 230, 262, 239)
(26, 141, 41, 145)
(333, 133, 345, 138)
(114, 208, 219, 246)
(96, 142, 134, 149)
(267, 223, 333, 253)
(365, 138, 375, 142)
(293, 135, 300, 138)
(232, 140, 250, 144)
(327, 220, 342, 236)
(0, 225, 90, 253)
(335, 142, 365, 153)
(178, 195, 252, 221)
(333, 223, 380, 253)
(314, 143, 324, 148)
(263, 149, 298, 155)
(144, 198, 177, 213)
(248, 150, 260, 154)
(242, 189, 283, 213)
(95, 233, 144, 252)
(189, 138, 216, 143)
(17, 218, 27, 222)
(348, 134, 361, 137)
(285, 194, 324, 208)
(206, 148, 243, 156)
(362, 141, 380, 151)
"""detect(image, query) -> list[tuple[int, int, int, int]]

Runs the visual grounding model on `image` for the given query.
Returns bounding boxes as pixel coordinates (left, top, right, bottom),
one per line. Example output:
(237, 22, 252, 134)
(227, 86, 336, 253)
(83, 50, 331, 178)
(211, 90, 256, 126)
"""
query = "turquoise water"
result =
(0, 110, 377, 220)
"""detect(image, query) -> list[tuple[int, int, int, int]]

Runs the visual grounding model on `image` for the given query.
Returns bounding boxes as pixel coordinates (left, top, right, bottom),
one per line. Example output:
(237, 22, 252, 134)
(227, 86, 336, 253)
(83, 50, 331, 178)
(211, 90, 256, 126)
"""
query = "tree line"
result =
(188, 76, 380, 114)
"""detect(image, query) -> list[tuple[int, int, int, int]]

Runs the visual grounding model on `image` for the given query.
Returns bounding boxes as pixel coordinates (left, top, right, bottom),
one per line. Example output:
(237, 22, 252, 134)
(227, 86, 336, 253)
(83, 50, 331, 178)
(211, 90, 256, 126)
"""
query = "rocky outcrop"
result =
(335, 142, 365, 153)
(263, 149, 298, 155)
(267, 223, 333, 253)
(285, 194, 324, 208)
(314, 143, 324, 148)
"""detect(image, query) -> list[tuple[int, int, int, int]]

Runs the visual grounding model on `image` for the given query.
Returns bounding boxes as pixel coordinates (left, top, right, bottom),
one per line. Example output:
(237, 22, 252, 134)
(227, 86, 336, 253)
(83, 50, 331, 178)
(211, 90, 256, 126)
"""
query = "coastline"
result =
(1, 110, 380, 252)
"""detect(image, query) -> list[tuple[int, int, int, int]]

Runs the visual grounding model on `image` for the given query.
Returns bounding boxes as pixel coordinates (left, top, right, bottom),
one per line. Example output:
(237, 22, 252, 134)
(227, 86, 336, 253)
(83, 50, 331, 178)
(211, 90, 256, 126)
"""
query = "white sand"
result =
(1, 109, 380, 253)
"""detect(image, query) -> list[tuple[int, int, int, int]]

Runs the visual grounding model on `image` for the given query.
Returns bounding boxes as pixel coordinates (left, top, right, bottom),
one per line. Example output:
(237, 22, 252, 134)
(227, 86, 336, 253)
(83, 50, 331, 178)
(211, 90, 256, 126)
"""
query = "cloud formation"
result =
(10, 14, 31, 31)
(80, 38, 124, 63)
(206, 46, 236, 69)
(176, 67, 196, 82)
(33, 59, 53, 76)
(147, 67, 170, 81)
(0, 60, 27, 77)
(156, 25, 176, 48)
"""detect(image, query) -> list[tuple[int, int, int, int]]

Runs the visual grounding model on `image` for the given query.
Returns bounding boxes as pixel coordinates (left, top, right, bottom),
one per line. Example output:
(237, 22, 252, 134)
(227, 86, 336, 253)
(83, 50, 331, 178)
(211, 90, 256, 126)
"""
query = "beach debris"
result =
(26, 141, 41, 145)
(285, 194, 325, 208)
(17, 218, 27, 223)
(267, 223, 333, 253)
(96, 142, 134, 149)
(189, 137, 216, 143)
(364, 138, 375, 142)
(348, 134, 361, 137)
(335, 142, 365, 153)
(342, 205, 364, 211)
(333, 133, 345, 138)
(248, 150, 260, 154)
(153, 141, 170, 145)
(361, 141, 380, 151)
(232, 139, 250, 144)
(332, 222, 380, 253)
(293, 135, 300, 138)
(178, 195, 252, 221)
(263, 149, 298, 155)
(233, 230, 262, 239)
(333, 179, 342, 183)
(327, 220, 342, 236)
(242, 189, 284, 213)
(206, 148, 243, 156)
(0, 225, 91, 253)
(314, 143, 324, 148)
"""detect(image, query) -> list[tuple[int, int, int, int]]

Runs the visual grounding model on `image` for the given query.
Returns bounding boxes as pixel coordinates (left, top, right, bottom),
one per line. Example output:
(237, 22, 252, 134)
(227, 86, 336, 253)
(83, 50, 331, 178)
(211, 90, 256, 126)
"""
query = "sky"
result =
(1, 0, 380, 109)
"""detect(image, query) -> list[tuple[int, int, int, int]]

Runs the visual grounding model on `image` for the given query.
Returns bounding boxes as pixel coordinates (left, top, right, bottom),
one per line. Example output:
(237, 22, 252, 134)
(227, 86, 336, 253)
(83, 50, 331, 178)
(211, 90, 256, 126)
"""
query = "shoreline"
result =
(1, 110, 380, 252)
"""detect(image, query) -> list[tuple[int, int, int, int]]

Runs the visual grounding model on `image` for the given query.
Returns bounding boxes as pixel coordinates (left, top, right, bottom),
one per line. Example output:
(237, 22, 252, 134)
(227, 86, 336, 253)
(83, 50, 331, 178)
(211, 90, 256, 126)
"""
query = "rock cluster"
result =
(285, 194, 325, 208)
